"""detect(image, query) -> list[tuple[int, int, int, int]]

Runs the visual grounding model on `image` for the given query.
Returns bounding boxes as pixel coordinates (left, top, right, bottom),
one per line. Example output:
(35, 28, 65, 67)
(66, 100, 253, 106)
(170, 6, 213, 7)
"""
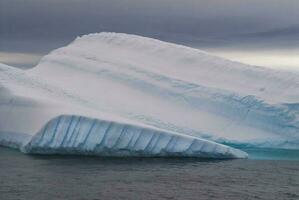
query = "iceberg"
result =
(1, 32, 299, 158)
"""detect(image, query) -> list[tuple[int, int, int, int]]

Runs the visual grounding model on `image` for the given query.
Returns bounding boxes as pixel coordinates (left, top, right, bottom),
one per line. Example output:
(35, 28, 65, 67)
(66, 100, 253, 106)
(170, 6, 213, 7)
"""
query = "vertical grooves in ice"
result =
(22, 115, 247, 158)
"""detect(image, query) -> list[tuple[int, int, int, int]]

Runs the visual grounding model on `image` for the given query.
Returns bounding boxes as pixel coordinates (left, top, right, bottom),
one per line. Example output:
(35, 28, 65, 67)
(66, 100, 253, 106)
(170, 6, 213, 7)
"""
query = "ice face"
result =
(0, 32, 298, 158)
(22, 115, 247, 158)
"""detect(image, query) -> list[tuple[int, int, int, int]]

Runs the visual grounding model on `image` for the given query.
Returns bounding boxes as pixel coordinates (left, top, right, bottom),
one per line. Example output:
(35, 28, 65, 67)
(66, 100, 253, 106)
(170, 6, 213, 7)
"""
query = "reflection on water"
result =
(1, 147, 298, 200)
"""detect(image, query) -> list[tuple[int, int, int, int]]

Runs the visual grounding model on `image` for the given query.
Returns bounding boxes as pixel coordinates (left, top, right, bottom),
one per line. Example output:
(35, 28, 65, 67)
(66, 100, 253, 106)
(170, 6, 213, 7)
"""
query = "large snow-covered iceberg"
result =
(1, 32, 299, 158)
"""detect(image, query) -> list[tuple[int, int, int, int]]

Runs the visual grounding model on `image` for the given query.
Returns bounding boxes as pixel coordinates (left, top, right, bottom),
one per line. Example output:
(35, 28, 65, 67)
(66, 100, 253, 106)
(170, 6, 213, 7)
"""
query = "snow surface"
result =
(1, 32, 299, 158)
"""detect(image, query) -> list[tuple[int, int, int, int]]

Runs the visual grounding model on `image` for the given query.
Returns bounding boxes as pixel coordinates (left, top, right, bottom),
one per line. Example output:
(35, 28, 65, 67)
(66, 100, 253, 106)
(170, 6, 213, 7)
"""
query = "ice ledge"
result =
(21, 115, 248, 159)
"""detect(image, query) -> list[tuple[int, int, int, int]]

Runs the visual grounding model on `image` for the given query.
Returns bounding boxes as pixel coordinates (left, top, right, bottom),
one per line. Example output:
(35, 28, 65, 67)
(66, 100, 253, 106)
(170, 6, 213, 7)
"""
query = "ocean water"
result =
(0, 147, 299, 200)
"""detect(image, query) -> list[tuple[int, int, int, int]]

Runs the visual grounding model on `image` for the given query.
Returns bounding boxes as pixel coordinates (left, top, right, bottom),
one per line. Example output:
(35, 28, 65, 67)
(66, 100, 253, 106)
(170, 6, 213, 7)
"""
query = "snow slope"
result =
(0, 63, 246, 158)
(1, 32, 299, 158)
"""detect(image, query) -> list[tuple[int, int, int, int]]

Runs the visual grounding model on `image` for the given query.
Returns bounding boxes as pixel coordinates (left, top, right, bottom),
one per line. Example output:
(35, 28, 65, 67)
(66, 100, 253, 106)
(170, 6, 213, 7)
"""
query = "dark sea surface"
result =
(1, 147, 299, 200)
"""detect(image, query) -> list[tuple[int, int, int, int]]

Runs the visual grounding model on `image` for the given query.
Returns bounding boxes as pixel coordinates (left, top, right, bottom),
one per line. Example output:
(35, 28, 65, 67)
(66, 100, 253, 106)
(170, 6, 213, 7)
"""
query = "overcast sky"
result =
(1, 0, 299, 40)
(1, 0, 299, 68)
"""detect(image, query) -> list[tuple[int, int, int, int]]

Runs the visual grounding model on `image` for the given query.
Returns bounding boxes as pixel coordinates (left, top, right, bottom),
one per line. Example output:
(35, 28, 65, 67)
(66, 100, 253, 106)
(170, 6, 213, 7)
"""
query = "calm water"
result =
(1, 147, 299, 200)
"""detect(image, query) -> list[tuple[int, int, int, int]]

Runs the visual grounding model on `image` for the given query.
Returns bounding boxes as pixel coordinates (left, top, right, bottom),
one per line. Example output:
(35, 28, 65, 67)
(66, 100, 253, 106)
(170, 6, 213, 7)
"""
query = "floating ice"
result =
(22, 115, 246, 158)
(1, 32, 299, 158)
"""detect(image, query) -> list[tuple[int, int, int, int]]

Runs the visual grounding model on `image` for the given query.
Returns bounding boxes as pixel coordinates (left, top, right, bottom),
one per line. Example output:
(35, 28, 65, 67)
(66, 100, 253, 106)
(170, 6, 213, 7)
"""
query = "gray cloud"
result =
(1, 0, 299, 68)
(1, 0, 299, 41)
